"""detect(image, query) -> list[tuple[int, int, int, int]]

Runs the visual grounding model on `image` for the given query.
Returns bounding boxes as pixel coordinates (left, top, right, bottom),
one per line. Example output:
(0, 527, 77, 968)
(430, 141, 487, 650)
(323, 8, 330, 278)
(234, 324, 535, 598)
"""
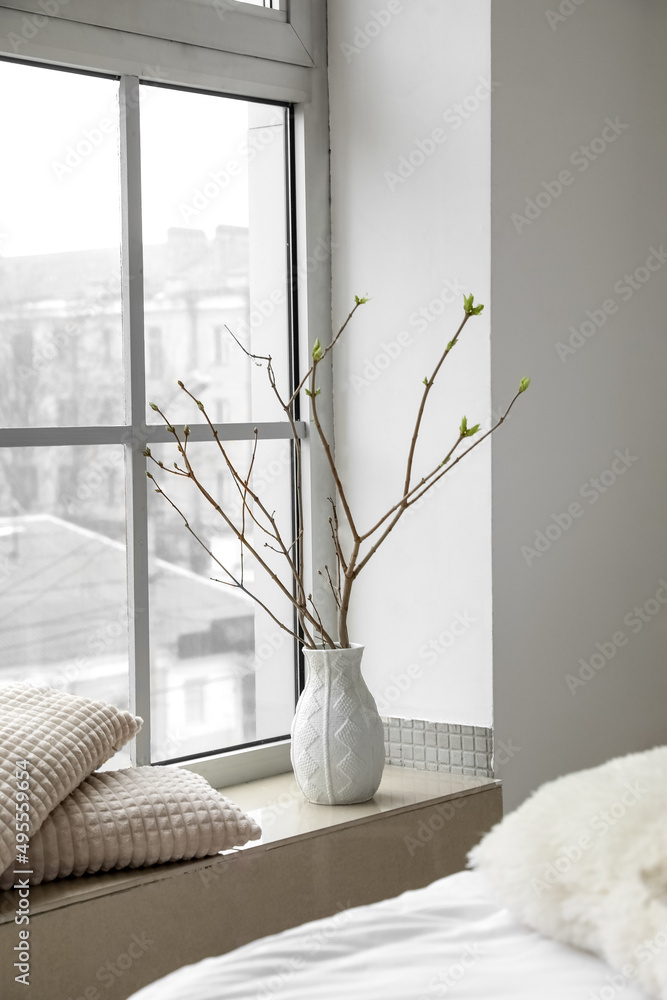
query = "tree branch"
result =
(403, 312, 470, 497)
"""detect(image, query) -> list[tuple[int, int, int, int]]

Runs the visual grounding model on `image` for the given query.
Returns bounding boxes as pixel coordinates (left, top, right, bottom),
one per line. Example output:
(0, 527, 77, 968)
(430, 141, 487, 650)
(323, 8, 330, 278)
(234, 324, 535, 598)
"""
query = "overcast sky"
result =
(0, 59, 272, 257)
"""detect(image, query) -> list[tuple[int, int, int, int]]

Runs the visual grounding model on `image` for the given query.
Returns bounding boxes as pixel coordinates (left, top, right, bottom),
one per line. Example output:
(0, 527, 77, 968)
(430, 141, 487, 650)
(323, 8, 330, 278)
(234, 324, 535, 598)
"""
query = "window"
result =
(213, 325, 230, 366)
(0, 0, 331, 784)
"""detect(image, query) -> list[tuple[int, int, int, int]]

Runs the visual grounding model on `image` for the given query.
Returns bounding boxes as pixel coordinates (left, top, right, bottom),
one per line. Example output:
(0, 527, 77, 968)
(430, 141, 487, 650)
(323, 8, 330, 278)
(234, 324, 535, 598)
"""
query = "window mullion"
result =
(119, 74, 151, 766)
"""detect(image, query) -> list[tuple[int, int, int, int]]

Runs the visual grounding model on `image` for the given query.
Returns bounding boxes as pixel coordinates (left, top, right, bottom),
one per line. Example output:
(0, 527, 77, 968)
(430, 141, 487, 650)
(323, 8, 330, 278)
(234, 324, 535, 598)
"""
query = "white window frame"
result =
(0, 0, 335, 786)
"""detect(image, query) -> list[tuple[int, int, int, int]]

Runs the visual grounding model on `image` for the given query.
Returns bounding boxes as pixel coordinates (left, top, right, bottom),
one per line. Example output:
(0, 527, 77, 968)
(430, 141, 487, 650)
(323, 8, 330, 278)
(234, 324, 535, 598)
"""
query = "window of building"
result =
(0, 0, 330, 785)
(147, 327, 164, 380)
(213, 325, 230, 366)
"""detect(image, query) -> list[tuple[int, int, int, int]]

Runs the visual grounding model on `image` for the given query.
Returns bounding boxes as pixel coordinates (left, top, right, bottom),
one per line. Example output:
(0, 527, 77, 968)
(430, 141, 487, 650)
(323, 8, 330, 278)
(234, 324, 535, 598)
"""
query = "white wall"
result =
(328, 0, 493, 725)
(491, 0, 667, 809)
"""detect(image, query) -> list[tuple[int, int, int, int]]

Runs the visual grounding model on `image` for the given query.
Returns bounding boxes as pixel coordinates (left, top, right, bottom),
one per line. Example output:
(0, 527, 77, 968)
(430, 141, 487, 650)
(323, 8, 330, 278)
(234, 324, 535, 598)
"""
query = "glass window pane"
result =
(216, 0, 281, 11)
(147, 438, 296, 761)
(0, 444, 130, 761)
(140, 85, 290, 428)
(0, 62, 124, 428)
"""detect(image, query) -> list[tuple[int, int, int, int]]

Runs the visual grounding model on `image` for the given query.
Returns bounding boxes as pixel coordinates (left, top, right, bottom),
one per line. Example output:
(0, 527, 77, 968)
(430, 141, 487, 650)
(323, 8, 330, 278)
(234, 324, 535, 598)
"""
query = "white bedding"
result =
(128, 870, 651, 999)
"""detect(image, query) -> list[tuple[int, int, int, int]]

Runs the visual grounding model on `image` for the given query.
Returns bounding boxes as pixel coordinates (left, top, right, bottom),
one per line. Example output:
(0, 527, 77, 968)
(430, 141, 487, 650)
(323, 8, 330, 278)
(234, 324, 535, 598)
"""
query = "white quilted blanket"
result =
(0, 766, 261, 889)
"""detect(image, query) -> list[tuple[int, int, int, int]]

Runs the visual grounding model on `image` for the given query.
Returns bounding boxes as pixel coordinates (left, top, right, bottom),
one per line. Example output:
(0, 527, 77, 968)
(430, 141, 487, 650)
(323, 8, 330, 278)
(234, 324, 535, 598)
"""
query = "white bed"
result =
(128, 869, 649, 999)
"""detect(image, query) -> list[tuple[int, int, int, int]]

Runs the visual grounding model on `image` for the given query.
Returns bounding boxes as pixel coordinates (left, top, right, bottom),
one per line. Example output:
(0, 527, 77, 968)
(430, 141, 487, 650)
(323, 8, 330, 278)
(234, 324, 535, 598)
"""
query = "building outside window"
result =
(0, 0, 330, 783)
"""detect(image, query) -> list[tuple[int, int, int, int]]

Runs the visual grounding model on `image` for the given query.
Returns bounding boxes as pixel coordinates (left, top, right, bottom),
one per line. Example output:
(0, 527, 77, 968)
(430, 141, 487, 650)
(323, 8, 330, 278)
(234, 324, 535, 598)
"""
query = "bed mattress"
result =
(128, 870, 650, 999)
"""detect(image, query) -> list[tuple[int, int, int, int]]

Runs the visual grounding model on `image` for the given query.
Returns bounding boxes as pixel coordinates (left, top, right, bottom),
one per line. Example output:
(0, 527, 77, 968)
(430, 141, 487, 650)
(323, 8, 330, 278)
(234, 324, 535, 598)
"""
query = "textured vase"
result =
(290, 644, 385, 805)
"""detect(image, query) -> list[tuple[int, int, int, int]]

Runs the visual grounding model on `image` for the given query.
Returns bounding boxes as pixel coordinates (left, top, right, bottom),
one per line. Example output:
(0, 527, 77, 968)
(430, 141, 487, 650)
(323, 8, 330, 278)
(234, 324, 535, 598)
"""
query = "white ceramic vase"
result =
(290, 644, 385, 805)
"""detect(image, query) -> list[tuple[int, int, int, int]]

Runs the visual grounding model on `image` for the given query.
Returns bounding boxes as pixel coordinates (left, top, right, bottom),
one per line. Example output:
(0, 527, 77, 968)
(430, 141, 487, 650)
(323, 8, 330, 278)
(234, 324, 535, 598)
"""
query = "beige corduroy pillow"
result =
(0, 683, 142, 872)
(0, 765, 261, 888)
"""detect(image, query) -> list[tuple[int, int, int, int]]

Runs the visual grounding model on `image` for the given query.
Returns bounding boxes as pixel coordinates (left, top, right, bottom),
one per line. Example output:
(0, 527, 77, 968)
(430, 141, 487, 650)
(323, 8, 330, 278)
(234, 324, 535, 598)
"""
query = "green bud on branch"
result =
(423, 377, 429, 386)
(149, 402, 158, 411)
(459, 416, 481, 438)
(463, 293, 484, 317)
(354, 294, 369, 305)
(519, 376, 531, 393)
(312, 339, 323, 362)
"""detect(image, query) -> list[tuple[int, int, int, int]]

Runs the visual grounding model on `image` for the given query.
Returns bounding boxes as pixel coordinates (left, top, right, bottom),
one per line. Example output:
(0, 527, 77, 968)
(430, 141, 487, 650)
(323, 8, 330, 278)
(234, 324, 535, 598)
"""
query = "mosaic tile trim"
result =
(382, 718, 493, 778)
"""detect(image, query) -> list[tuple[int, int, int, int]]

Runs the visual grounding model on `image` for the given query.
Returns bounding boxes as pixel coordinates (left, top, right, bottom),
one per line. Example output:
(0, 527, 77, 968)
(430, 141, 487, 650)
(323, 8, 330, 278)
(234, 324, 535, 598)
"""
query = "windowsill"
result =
(0, 766, 499, 925)
(224, 766, 498, 848)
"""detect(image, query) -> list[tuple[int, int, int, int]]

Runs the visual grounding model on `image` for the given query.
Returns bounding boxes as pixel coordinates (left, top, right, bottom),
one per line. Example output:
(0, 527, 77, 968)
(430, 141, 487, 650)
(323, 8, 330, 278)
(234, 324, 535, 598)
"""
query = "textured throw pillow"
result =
(0, 683, 142, 872)
(0, 765, 261, 888)
(468, 746, 667, 999)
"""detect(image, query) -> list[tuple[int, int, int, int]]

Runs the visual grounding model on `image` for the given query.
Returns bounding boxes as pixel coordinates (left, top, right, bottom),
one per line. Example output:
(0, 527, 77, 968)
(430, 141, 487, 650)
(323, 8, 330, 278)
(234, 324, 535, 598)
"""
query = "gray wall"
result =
(491, 0, 667, 809)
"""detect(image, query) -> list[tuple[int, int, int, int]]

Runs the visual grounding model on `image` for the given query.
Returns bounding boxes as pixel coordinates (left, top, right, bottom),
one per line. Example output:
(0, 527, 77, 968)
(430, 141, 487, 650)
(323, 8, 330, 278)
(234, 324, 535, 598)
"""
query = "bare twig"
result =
(147, 403, 335, 648)
(174, 389, 319, 638)
(149, 477, 304, 645)
(149, 297, 529, 651)
(403, 313, 470, 497)
(221, 332, 310, 642)
(322, 565, 341, 609)
(309, 360, 360, 542)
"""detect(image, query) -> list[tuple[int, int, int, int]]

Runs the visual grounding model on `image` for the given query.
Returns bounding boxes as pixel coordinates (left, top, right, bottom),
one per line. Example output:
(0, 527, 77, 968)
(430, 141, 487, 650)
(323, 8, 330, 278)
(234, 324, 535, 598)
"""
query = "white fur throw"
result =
(0, 683, 141, 873)
(469, 746, 667, 999)
(0, 765, 261, 889)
